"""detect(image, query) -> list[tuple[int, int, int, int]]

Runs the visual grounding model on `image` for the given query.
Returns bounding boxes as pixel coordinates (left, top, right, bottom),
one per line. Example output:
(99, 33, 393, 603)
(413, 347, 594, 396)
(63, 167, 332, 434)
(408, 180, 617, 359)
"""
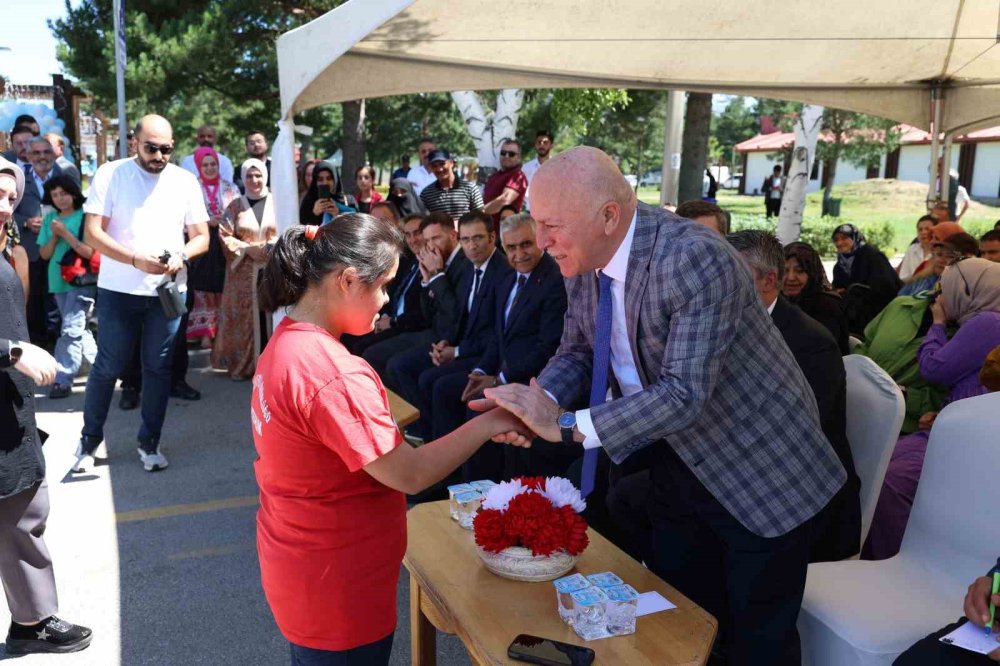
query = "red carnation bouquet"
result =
(473, 476, 589, 557)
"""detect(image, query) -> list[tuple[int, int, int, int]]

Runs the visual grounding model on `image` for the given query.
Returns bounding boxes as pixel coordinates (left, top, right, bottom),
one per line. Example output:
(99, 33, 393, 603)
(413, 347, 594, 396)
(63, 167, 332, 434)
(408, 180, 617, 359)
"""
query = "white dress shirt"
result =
(574, 210, 641, 450)
(456, 251, 494, 358)
(407, 164, 436, 196)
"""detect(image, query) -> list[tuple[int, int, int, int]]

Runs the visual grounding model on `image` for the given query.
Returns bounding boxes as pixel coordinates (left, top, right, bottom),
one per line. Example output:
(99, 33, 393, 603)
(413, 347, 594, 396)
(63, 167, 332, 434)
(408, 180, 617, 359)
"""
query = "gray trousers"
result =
(0, 481, 58, 624)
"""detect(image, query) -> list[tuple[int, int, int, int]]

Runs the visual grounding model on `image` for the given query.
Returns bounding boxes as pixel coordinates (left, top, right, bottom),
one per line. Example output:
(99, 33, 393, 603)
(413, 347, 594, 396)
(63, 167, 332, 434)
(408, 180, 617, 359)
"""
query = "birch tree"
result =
(777, 104, 824, 245)
(451, 89, 524, 183)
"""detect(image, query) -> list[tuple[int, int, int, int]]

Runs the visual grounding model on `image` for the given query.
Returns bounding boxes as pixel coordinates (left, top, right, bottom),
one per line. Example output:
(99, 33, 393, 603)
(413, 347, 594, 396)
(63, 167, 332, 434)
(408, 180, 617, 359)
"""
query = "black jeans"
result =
(289, 632, 393, 666)
(646, 446, 811, 665)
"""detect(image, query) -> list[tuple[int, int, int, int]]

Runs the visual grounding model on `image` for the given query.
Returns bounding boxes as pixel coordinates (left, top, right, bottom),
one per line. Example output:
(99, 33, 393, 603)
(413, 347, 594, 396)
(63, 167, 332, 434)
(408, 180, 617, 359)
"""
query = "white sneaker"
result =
(137, 446, 169, 472)
(71, 440, 99, 473)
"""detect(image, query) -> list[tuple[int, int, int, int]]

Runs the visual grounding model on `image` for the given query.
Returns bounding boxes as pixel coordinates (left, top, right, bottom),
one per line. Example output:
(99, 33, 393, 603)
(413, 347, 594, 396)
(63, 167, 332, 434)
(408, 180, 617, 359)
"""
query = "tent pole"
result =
(927, 86, 943, 209)
(941, 131, 954, 217)
(660, 90, 684, 206)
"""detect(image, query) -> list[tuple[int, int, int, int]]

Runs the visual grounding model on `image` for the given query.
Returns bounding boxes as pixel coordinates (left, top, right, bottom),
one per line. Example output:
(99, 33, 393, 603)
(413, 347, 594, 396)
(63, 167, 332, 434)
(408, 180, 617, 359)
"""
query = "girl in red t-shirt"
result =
(252, 218, 528, 666)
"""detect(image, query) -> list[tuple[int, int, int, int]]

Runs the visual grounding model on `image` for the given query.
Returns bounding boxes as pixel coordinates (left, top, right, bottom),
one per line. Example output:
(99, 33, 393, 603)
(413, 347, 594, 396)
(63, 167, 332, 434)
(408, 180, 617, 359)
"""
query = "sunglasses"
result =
(499, 150, 520, 158)
(143, 142, 174, 156)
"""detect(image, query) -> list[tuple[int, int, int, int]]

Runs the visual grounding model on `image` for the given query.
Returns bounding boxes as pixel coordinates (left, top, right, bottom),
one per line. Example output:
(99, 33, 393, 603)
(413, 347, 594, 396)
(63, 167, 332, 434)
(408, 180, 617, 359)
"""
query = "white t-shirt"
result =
(521, 158, 542, 211)
(770, 176, 783, 199)
(180, 151, 235, 183)
(84, 158, 208, 296)
(407, 164, 436, 196)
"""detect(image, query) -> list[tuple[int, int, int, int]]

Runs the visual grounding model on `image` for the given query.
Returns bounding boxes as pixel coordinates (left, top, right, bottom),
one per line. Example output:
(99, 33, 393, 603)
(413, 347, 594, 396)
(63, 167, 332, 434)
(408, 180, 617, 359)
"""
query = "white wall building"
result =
(736, 125, 1000, 199)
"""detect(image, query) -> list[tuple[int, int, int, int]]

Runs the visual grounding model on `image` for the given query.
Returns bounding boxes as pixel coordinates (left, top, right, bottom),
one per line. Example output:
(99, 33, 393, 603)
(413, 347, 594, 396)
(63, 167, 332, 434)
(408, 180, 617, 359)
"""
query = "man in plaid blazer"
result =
(482, 147, 846, 664)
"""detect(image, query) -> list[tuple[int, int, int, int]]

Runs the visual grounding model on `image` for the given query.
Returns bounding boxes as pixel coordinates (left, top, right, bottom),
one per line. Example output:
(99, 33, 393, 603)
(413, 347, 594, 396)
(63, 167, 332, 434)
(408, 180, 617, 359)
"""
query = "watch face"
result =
(558, 412, 576, 429)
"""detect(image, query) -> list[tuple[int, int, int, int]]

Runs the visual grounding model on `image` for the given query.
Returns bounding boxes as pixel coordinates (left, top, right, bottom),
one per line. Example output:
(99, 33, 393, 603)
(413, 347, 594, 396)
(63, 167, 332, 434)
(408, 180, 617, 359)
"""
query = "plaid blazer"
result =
(537, 204, 847, 538)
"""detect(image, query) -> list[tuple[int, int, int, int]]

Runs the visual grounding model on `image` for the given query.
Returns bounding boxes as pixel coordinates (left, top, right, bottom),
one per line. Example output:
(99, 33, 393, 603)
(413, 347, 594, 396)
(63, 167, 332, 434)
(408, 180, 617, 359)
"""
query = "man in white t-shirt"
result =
(74, 114, 210, 474)
(406, 138, 437, 196)
(179, 124, 234, 183)
(520, 130, 554, 212)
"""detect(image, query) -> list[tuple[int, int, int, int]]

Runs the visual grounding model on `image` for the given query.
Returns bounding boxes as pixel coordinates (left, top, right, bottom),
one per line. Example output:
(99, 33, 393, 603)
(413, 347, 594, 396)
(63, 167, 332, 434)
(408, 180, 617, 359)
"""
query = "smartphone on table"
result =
(507, 634, 596, 666)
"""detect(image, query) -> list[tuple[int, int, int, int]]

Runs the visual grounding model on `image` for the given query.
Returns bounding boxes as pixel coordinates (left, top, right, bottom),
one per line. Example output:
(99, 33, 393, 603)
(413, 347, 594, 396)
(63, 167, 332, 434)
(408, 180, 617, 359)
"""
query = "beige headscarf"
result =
(0, 156, 26, 212)
(941, 258, 1000, 325)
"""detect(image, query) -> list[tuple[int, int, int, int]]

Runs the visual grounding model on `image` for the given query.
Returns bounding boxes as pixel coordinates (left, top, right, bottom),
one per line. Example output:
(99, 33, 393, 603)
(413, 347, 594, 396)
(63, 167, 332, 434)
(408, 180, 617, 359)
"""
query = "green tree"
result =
(711, 96, 757, 165)
(816, 109, 901, 202)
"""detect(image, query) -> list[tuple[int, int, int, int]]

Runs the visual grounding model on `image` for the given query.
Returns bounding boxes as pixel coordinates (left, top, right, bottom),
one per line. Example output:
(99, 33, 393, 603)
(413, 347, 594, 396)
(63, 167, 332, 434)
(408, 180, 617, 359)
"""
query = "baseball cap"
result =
(426, 149, 452, 163)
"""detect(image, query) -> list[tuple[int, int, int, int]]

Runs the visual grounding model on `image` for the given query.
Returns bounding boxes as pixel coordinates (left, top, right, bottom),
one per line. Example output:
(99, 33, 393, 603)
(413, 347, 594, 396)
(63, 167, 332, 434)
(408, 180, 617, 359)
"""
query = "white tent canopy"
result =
(272, 0, 1000, 227)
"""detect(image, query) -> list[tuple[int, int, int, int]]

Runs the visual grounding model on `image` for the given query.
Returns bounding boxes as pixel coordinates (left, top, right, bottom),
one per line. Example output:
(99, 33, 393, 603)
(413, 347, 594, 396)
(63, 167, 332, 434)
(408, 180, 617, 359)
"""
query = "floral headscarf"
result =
(195, 146, 222, 216)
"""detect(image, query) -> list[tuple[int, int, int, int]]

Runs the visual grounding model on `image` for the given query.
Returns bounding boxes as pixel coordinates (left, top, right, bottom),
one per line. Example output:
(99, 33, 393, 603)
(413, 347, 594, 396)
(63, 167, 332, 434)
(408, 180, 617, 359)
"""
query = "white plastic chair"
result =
(799, 392, 1000, 666)
(842, 354, 905, 549)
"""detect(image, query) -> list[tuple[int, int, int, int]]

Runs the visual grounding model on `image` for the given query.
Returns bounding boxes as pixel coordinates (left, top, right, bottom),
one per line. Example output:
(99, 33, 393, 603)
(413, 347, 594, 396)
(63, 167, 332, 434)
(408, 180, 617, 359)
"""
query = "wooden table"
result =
(404, 501, 717, 665)
(388, 389, 420, 430)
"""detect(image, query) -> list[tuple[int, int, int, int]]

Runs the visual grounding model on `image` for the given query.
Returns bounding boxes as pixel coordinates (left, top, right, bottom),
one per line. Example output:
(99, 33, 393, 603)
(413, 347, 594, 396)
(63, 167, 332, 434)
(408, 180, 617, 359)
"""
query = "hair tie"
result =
(304, 225, 319, 241)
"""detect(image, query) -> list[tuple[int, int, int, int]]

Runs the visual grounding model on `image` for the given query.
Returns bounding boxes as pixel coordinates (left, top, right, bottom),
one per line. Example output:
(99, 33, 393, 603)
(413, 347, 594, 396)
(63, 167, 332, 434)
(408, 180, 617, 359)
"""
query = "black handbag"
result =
(58, 220, 100, 287)
(156, 275, 187, 319)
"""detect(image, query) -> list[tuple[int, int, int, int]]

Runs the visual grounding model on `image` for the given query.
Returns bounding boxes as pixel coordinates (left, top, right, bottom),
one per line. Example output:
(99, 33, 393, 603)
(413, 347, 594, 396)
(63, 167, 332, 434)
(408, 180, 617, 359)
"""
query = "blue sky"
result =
(1, 0, 72, 86)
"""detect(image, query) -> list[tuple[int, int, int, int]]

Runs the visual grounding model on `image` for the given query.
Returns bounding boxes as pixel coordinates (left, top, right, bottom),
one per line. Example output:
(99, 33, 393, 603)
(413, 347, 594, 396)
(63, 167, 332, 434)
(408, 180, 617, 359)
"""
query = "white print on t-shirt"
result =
(251, 374, 271, 436)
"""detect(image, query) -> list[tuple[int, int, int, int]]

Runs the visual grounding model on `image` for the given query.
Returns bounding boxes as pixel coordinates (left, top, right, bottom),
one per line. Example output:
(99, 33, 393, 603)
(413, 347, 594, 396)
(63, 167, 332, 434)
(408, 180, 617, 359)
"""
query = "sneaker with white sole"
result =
(71, 438, 100, 473)
(137, 445, 168, 472)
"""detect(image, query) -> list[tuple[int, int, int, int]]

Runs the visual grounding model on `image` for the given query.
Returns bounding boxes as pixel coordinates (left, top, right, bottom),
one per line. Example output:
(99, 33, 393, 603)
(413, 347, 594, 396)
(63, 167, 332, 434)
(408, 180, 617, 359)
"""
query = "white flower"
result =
(541, 477, 586, 513)
(482, 479, 528, 511)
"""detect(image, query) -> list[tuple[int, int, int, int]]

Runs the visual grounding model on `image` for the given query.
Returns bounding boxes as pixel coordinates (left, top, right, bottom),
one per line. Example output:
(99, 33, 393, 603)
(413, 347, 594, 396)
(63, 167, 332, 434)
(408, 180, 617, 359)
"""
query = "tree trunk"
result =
(823, 139, 841, 203)
(451, 89, 524, 184)
(340, 99, 367, 192)
(677, 92, 712, 204)
(777, 104, 824, 244)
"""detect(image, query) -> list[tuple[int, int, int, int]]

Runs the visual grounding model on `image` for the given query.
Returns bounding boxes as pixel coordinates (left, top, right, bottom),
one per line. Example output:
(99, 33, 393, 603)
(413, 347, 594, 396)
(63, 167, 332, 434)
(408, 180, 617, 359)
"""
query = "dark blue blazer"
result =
(422, 249, 470, 341)
(454, 251, 512, 359)
(384, 252, 427, 332)
(15, 162, 64, 261)
(477, 252, 566, 383)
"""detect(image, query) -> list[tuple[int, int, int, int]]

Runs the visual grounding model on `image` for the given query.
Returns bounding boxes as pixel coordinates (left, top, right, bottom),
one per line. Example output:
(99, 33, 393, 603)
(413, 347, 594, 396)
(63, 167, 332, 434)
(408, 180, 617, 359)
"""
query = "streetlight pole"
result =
(112, 0, 128, 158)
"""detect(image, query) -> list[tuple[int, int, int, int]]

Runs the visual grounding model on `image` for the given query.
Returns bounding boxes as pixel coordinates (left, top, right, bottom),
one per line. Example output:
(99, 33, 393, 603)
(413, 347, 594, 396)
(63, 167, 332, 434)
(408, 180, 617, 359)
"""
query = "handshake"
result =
(469, 378, 579, 447)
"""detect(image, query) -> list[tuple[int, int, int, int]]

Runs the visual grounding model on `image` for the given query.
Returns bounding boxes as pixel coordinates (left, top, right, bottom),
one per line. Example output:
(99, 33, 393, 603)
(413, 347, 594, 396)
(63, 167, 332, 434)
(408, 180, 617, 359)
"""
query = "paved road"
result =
(0, 356, 471, 665)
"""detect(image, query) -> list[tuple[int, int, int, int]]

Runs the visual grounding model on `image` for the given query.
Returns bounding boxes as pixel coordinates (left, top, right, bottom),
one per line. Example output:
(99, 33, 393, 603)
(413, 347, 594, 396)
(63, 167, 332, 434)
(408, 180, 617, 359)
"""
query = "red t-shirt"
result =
(252, 319, 406, 651)
(483, 166, 528, 222)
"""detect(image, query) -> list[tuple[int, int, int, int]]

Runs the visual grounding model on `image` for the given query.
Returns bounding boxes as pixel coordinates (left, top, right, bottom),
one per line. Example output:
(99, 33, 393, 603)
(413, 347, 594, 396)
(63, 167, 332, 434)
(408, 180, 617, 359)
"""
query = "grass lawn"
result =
(638, 179, 1000, 256)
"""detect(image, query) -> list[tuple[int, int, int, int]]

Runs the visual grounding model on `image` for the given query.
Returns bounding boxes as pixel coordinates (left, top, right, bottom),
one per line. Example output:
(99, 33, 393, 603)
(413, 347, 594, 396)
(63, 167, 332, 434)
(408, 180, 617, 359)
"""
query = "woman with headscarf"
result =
(386, 177, 427, 217)
(831, 223, 902, 335)
(864, 258, 1000, 560)
(211, 159, 277, 380)
(783, 241, 850, 354)
(299, 161, 356, 225)
(187, 146, 240, 349)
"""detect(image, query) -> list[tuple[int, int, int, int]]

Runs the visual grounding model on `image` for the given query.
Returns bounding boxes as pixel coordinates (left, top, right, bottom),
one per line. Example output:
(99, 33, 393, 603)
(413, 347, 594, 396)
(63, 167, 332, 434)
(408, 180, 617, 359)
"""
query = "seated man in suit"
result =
(729, 229, 862, 562)
(434, 213, 570, 480)
(344, 213, 427, 356)
(388, 211, 511, 440)
(363, 212, 467, 381)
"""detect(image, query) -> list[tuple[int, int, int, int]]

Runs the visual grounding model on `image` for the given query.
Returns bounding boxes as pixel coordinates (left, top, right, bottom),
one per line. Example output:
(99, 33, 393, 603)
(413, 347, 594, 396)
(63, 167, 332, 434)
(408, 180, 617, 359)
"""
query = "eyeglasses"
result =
(499, 150, 520, 158)
(143, 142, 174, 156)
(459, 234, 489, 245)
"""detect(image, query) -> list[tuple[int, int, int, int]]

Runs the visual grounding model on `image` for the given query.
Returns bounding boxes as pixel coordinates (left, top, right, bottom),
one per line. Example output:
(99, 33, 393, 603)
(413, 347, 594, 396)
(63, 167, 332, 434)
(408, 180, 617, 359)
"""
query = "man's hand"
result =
(133, 254, 169, 275)
(374, 314, 392, 333)
(474, 378, 563, 443)
(432, 344, 456, 366)
(26, 216, 43, 234)
(930, 298, 947, 325)
(12, 342, 57, 386)
(462, 371, 496, 402)
(165, 254, 185, 276)
(419, 246, 445, 277)
(472, 400, 535, 448)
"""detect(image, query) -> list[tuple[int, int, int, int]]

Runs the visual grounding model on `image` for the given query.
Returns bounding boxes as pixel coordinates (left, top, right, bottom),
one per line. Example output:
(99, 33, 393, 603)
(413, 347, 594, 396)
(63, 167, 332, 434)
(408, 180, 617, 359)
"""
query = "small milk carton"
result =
(604, 584, 639, 636)
(586, 572, 624, 589)
(570, 586, 609, 640)
(447, 483, 475, 520)
(455, 490, 483, 529)
(553, 573, 591, 624)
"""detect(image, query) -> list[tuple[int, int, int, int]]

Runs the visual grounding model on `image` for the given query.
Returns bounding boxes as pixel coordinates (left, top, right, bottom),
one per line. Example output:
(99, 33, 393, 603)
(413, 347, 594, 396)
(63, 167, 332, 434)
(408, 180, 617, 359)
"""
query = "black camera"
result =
(158, 251, 172, 265)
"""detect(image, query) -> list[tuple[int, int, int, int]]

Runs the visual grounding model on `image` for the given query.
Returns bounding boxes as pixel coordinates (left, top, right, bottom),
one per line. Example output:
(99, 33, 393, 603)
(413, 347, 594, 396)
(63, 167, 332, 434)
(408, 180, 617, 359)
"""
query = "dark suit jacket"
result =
(15, 162, 64, 261)
(537, 203, 846, 538)
(771, 296, 861, 560)
(453, 251, 512, 359)
(478, 252, 567, 383)
(385, 252, 427, 332)
(422, 249, 470, 341)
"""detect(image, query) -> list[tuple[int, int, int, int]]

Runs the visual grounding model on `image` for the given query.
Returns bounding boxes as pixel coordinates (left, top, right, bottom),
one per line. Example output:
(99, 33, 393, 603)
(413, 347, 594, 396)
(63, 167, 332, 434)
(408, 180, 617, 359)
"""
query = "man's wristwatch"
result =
(558, 411, 577, 445)
(9, 341, 23, 365)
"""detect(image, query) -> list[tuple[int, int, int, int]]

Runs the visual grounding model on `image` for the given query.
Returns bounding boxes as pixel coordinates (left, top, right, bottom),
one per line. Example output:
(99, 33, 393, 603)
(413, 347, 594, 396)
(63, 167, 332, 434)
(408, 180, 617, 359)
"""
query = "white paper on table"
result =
(636, 591, 676, 616)
(939, 622, 1000, 655)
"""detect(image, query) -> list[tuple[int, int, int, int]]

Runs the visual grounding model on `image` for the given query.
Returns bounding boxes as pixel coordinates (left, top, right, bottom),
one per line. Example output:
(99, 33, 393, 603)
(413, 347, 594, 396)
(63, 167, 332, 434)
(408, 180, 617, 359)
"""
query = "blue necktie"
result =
(582, 271, 613, 497)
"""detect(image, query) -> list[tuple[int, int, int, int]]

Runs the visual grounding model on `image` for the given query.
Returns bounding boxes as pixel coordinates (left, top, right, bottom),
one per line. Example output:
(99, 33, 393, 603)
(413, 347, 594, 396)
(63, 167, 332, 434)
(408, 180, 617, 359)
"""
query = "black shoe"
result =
(49, 383, 72, 399)
(170, 381, 201, 401)
(5, 616, 93, 654)
(119, 387, 139, 411)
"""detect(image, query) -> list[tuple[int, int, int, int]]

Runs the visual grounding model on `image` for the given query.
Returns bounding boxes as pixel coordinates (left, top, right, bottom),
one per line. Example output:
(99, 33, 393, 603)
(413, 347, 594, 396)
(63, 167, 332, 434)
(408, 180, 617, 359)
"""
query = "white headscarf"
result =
(0, 156, 26, 212)
(241, 158, 269, 197)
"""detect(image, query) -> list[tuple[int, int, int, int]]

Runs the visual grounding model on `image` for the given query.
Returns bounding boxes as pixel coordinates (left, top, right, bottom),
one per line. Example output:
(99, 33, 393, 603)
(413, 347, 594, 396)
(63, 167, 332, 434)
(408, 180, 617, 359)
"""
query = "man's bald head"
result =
(529, 146, 638, 277)
(135, 114, 173, 143)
